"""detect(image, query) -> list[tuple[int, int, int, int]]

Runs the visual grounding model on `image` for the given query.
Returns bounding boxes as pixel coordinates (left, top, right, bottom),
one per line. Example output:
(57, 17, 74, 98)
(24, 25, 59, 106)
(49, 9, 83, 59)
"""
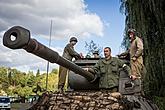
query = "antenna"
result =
(46, 20, 53, 91)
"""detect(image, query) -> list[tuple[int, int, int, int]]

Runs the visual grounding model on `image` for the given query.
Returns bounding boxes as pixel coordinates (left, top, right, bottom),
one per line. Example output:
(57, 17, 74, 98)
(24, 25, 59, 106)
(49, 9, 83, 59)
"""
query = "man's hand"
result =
(117, 54, 127, 59)
(79, 53, 84, 58)
(130, 75, 137, 80)
(131, 57, 137, 61)
(83, 68, 88, 71)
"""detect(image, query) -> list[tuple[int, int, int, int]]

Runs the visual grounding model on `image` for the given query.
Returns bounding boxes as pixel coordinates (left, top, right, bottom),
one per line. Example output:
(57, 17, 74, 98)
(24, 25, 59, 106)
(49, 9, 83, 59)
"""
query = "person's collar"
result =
(69, 43, 74, 47)
(103, 56, 112, 64)
(105, 56, 111, 60)
(130, 36, 136, 42)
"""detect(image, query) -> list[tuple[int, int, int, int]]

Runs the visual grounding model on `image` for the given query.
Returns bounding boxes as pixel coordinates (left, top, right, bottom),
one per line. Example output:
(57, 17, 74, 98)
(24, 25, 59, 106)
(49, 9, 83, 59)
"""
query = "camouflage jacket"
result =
(93, 57, 128, 89)
(62, 43, 80, 61)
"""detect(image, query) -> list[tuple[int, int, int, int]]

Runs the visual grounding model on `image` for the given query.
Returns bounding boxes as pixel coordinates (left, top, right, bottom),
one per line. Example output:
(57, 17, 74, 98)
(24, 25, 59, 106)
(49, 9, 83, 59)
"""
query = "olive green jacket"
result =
(62, 44, 80, 61)
(93, 57, 127, 89)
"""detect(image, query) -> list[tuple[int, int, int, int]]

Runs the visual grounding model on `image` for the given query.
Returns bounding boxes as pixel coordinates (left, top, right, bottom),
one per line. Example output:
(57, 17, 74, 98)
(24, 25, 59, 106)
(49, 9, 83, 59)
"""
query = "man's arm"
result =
(134, 37, 143, 58)
(66, 44, 81, 59)
(117, 58, 131, 76)
(119, 50, 129, 56)
(83, 60, 101, 79)
(117, 50, 130, 60)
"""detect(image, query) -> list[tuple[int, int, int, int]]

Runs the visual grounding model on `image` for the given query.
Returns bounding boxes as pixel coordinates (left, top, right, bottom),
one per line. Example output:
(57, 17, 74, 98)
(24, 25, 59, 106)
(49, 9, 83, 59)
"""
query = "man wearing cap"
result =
(58, 37, 81, 92)
(93, 50, 100, 58)
(118, 29, 144, 80)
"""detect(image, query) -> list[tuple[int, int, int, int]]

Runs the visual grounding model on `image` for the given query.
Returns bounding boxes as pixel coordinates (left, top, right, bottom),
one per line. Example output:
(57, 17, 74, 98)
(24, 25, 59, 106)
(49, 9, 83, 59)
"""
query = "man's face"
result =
(104, 48, 111, 58)
(129, 33, 134, 42)
(70, 41, 77, 46)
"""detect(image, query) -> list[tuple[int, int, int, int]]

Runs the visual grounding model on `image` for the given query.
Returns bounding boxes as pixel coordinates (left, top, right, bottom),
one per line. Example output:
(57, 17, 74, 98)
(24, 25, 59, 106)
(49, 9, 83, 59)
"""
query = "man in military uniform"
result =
(119, 29, 144, 80)
(58, 37, 81, 92)
(93, 50, 100, 58)
(86, 47, 130, 92)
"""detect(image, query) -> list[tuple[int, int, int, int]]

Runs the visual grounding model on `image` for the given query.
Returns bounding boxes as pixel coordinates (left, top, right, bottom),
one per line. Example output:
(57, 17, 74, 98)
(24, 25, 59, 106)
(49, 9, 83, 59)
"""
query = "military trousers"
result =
(131, 59, 146, 95)
(130, 59, 143, 78)
(58, 66, 68, 87)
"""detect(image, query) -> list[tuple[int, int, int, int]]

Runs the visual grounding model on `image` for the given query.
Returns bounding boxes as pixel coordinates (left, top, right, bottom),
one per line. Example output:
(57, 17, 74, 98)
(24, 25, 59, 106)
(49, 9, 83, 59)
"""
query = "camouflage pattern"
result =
(93, 57, 129, 89)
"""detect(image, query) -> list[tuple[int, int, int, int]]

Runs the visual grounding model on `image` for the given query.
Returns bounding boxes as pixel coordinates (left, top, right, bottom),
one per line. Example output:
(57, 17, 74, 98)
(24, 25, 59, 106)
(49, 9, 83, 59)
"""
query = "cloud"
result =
(0, 35, 62, 72)
(0, 0, 103, 40)
(0, 0, 104, 73)
(0, 42, 61, 72)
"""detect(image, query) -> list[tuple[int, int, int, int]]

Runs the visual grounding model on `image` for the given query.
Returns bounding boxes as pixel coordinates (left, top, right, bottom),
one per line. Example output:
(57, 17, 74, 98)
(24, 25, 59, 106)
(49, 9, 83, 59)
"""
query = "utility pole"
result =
(46, 20, 53, 91)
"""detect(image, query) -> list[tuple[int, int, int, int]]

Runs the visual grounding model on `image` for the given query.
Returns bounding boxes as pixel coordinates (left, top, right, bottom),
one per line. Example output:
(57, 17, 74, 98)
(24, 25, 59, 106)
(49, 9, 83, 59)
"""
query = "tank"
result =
(3, 26, 159, 110)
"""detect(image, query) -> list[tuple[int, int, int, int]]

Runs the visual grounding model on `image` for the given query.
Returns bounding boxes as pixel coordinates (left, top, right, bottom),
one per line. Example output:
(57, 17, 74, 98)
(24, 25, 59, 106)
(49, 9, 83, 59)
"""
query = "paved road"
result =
(11, 103, 35, 110)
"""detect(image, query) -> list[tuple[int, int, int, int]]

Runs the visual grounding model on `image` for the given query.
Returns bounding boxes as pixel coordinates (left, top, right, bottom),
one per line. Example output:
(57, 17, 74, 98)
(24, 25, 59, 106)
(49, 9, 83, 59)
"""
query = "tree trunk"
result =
(121, 0, 165, 97)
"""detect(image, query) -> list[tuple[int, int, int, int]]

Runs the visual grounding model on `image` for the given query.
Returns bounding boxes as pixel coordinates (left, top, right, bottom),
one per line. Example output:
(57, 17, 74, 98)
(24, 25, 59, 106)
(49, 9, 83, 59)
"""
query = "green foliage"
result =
(0, 67, 59, 97)
(36, 69, 40, 77)
(39, 71, 58, 91)
(51, 68, 58, 74)
(120, 0, 165, 108)
(153, 96, 165, 110)
(0, 67, 8, 82)
(85, 40, 102, 57)
(15, 85, 32, 97)
(0, 67, 9, 91)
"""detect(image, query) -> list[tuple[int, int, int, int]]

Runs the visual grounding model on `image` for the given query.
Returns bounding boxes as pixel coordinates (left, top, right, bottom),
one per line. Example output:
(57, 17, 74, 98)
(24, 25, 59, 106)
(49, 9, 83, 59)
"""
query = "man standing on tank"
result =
(58, 36, 81, 92)
(118, 29, 145, 81)
(85, 47, 130, 92)
(118, 29, 145, 95)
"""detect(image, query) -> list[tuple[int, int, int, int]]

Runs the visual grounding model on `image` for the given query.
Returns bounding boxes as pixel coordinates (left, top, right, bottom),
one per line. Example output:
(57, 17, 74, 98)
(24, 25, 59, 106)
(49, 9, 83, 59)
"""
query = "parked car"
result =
(0, 96, 11, 110)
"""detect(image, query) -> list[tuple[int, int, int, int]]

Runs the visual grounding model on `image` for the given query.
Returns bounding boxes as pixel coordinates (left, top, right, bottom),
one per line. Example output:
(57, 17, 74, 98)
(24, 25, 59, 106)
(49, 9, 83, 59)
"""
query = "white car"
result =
(0, 96, 11, 110)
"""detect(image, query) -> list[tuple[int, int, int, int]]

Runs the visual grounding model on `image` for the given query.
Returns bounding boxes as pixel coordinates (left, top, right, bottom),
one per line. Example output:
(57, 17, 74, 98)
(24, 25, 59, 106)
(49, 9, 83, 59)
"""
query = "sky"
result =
(0, 0, 125, 73)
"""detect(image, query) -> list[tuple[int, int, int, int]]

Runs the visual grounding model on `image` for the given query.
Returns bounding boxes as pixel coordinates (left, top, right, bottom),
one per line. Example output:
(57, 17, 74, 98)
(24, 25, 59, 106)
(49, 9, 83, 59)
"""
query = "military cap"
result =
(70, 36, 78, 42)
(93, 50, 99, 55)
(127, 28, 136, 34)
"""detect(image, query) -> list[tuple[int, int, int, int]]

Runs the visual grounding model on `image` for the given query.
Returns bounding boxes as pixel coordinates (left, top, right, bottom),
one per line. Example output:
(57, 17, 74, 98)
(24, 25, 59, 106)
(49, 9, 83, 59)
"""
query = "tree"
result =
(120, 0, 165, 109)
(0, 66, 59, 98)
(36, 69, 40, 77)
(0, 67, 9, 90)
(51, 68, 58, 74)
(27, 72, 36, 87)
(85, 40, 102, 57)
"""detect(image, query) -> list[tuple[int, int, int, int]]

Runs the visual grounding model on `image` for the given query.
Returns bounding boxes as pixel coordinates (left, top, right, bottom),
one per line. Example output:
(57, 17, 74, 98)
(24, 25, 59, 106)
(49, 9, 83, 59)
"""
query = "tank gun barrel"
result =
(3, 26, 95, 82)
